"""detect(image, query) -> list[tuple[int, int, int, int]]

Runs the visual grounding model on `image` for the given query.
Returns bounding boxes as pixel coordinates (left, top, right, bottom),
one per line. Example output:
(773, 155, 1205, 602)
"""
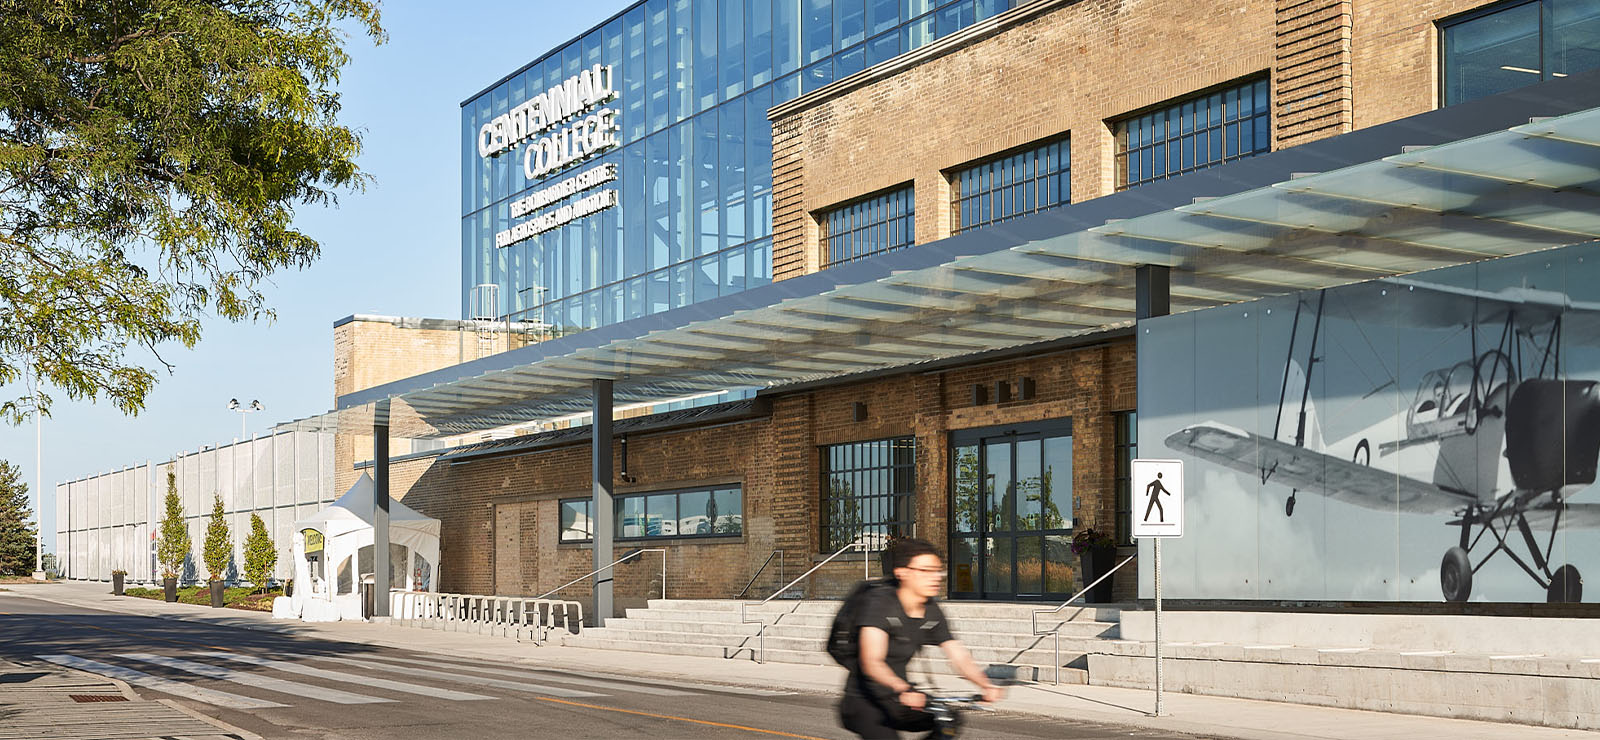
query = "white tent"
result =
(273, 473, 440, 622)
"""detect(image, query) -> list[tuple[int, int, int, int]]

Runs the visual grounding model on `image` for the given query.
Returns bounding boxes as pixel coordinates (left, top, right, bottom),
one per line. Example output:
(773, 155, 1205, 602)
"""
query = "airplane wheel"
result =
(1285, 493, 1297, 517)
(1547, 565, 1583, 603)
(1441, 547, 1472, 602)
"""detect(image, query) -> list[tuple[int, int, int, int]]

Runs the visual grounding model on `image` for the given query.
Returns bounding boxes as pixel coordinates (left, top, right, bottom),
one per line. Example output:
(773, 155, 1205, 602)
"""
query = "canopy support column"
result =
(592, 379, 614, 626)
(1136, 265, 1170, 320)
(372, 401, 391, 618)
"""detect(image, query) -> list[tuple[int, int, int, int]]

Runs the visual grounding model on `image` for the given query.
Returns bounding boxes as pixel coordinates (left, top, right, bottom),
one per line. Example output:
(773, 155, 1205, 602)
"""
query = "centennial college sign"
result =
(481, 63, 621, 248)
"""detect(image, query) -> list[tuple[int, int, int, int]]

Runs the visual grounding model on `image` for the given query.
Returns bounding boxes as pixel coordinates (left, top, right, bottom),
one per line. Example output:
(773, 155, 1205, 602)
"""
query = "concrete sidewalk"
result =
(5, 581, 1595, 740)
(0, 651, 259, 740)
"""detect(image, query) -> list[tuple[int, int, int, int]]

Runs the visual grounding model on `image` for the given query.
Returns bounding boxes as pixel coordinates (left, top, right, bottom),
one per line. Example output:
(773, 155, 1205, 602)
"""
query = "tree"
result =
(242, 512, 277, 593)
(0, 461, 38, 576)
(201, 494, 231, 582)
(155, 471, 190, 581)
(0, 1, 384, 423)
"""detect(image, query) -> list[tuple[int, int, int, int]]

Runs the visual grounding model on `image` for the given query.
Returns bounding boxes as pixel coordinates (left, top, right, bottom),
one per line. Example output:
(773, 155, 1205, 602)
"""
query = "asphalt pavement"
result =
(0, 592, 1200, 740)
(4, 580, 1597, 740)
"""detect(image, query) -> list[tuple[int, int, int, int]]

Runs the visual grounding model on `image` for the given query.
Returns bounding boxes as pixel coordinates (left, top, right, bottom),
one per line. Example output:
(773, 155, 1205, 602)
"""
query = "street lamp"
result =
(228, 398, 264, 440)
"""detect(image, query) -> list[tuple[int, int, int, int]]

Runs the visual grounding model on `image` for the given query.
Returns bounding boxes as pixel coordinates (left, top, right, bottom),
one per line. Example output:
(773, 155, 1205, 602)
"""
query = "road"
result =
(0, 595, 1205, 740)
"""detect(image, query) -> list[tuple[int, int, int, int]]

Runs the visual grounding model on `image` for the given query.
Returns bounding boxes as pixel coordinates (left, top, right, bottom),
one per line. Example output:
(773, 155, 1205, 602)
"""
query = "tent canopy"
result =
(295, 473, 440, 541)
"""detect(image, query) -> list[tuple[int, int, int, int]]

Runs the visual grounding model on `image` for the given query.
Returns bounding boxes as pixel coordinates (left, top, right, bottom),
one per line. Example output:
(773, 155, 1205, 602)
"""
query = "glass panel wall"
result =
(950, 419, 1074, 600)
(1442, 0, 1600, 106)
(464, 0, 1022, 333)
(1114, 77, 1270, 190)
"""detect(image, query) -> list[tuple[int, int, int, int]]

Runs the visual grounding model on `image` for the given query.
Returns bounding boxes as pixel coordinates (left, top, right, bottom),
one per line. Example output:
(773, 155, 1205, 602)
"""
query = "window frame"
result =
(948, 136, 1071, 235)
(818, 184, 916, 269)
(1436, 0, 1594, 107)
(820, 436, 918, 553)
(1112, 410, 1138, 545)
(1113, 76, 1271, 190)
(557, 484, 745, 544)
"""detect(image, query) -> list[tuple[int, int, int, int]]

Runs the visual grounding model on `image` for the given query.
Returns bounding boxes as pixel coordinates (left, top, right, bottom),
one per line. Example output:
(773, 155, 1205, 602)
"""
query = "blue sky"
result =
(0, 2, 628, 554)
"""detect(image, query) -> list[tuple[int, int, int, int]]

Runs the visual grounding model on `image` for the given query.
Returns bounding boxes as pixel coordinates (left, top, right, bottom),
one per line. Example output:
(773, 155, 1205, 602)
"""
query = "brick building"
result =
(300, 0, 1600, 618)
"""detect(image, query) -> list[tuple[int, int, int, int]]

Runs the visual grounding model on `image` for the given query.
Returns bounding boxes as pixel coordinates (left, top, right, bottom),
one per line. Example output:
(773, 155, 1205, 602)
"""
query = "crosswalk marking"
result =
(311, 656, 607, 698)
(195, 652, 494, 701)
(116, 653, 393, 704)
(344, 654, 696, 696)
(37, 654, 286, 710)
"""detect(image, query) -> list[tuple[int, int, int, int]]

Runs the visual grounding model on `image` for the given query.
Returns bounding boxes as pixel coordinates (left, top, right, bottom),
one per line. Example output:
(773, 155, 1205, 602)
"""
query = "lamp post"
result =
(30, 362, 43, 581)
(228, 398, 264, 440)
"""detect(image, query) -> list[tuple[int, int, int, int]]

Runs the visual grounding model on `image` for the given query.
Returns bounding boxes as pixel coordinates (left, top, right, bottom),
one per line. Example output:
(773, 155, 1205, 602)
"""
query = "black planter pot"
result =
(284, 580, 293, 598)
(163, 577, 177, 602)
(209, 581, 226, 608)
(1078, 547, 1118, 603)
(111, 573, 124, 596)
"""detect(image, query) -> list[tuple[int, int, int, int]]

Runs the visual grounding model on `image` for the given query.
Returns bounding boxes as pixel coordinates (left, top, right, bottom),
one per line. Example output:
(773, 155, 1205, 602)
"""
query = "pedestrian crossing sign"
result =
(1131, 459, 1184, 538)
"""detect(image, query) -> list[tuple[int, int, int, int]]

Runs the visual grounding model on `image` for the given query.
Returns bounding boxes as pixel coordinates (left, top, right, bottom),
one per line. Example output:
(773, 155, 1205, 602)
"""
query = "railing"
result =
(389, 590, 584, 644)
(736, 549, 787, 600)
(1030, 554, 1137, 684)
(730, 541, 871, 663)
(536, 548, 667, 604)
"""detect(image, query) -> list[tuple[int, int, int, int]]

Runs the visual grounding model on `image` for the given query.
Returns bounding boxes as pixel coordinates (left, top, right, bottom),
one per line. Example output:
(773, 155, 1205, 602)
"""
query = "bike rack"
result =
(1030, 554, 1137, 685)
(731, 541, 870, 663)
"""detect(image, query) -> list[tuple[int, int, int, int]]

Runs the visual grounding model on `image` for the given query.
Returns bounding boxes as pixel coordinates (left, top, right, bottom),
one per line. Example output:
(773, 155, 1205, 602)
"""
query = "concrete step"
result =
(573, 626, 1105, 668)
(644, 599, 1123, 624)
(602, 616, 1114, 645)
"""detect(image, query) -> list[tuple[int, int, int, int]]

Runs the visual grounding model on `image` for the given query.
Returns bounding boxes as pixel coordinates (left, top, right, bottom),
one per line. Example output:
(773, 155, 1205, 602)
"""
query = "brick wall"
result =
(768, 0, 1505, 280)
(383, 336, 1136, 609)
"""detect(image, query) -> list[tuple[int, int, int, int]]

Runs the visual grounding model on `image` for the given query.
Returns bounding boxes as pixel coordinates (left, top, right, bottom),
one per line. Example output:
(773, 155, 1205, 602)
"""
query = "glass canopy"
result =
(284, 105, 1600, 440)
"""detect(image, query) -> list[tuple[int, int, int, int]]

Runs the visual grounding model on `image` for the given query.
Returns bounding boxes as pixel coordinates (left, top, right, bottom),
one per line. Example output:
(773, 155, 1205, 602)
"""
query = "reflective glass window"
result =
(1442, 0, 1600, 105)
(820, 185, 915, 267)
(1115, 77, 1270, 190)
(821, 438, 916, 552)
(951, 137, 1069, 234)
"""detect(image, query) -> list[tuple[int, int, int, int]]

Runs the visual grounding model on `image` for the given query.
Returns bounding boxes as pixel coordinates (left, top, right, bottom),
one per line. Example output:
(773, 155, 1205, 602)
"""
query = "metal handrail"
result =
(732, 541, 871, 663)
(1031, 553, 1137, 684)
(736, 549, 786, 600)
(536, 548, 667, 602)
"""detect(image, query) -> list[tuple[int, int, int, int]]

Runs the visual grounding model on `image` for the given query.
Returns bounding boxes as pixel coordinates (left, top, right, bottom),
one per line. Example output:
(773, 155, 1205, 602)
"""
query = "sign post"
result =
(1131, 458, 1184, 717)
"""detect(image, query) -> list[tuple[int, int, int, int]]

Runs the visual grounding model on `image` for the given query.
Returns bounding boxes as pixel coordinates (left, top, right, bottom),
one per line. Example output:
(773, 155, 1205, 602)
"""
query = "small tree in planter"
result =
(202, 494, 233, 608)
(111, 569, 127, 595)
(242, 513, 277, 596)
(155, 471, 190, 602)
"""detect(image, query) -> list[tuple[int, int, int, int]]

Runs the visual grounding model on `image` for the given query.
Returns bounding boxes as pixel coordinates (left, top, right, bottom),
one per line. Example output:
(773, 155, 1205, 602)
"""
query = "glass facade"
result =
(820, 186, 915, 268)
(1115, 78, 1271, 190)
(1442, 0, 1600, 106)
(463, 0, 1024, 332)
(951, 138, 1070, 234)
(950, 419, 1073, 598)
(559, 485, 743, 541)
(822, 437, 916, 551)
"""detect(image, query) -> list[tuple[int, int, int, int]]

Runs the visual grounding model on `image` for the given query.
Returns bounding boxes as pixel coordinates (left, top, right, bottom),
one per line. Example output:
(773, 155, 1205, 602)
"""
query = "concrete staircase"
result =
(561, 599, 1124, 684)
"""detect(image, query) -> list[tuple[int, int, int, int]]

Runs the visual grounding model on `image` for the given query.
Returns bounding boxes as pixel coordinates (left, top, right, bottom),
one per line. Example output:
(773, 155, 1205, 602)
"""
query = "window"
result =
(1112, 411, 1138, 545)
(558, 486, 743, 543)
(951, 139, 1070, 234)
(1442, 0, 1600, 106)
(820, 185, 915, 268)
(822, 437, 916, 552)
(1115, 77, 1271, 190)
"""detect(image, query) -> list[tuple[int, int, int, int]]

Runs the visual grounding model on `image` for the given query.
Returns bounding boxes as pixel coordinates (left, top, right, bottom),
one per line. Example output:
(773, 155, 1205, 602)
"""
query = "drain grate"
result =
(69, 694, 130, 703)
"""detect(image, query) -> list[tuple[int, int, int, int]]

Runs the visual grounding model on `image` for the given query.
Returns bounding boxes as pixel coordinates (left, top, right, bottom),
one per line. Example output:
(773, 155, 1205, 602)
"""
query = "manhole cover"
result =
(69, 694, 129, 703)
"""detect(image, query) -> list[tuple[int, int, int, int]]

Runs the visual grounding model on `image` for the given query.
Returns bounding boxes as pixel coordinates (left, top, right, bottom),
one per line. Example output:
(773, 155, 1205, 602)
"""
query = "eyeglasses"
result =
(904, 567, 948, 578)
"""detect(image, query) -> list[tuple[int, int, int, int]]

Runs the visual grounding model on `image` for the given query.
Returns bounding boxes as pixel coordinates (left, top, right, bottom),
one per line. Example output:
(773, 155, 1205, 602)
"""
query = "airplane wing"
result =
(1166, 422, 1476, 515)
(1518, 502, 1600, 531)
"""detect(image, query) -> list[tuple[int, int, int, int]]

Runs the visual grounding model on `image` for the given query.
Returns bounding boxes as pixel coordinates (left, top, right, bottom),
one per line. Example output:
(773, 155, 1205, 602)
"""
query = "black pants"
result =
(838, 690, 935, 739)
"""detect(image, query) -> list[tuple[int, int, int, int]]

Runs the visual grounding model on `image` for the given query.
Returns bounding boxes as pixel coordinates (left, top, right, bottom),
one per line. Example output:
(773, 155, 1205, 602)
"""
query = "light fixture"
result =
(1499, 65, 1542, 75)
(228, 399, 265, 439)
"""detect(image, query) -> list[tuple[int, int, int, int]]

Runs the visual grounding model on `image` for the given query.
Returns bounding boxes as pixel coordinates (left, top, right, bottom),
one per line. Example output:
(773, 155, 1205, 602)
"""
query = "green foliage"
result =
(0, 0, 384, 423)
(243, 512, 277, 592)
(155, 471, 190, 580)
(201, 494, 231, 582)
(40, 552, 58, 579)
(0, 460, 38, 576)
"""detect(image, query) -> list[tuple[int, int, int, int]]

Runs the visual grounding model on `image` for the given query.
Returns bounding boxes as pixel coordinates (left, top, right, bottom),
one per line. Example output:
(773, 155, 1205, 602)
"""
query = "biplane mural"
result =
(1141, 244, 1600, 603)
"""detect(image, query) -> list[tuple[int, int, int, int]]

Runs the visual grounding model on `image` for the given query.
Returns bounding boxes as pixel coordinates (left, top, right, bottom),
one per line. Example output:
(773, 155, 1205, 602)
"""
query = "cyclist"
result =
(839, 538, 1003, 739)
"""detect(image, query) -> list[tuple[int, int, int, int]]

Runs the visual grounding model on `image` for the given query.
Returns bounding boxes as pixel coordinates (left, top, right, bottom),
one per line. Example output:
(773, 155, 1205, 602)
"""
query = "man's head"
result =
(887, 538, 945, 599)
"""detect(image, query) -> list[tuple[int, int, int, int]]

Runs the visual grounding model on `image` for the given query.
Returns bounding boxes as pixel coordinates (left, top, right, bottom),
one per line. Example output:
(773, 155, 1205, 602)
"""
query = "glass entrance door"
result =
(949, 419, 1074, 600)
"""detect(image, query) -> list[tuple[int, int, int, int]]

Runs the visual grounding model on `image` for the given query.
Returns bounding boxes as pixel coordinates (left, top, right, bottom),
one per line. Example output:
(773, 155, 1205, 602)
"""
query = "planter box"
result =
(111, 573, 124, 596)
(209, 581, 226, 608)
(163, 578, 177, 602)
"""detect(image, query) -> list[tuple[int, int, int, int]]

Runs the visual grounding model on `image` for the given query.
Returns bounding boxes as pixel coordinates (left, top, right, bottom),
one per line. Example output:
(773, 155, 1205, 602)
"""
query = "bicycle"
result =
(918, 692, 995, 739)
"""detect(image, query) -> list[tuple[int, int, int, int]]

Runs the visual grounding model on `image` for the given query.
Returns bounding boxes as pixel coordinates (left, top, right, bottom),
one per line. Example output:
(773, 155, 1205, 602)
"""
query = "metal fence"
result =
(389, 590, 584, 644)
